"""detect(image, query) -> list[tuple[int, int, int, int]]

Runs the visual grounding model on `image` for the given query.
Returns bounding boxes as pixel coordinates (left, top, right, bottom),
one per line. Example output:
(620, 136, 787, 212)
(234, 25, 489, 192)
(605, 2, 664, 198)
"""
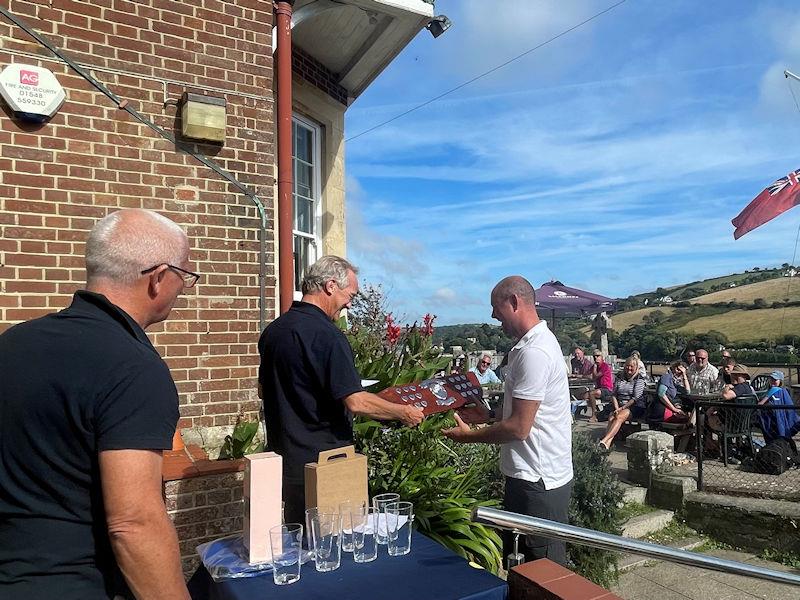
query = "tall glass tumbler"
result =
(372, 493, 400, 545)
(269, 523, 303, 585)
(304, 507, 319, 555)
(339, 500, 365, 553)
(351, 506, 378, 563)
(386, 501, 414, 556)
(310, 512, 342, 572)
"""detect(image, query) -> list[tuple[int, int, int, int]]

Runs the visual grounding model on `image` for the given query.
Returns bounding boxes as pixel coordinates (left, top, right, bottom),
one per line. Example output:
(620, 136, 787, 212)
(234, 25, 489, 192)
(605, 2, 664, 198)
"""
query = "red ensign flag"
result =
(732, 169, 800, 239)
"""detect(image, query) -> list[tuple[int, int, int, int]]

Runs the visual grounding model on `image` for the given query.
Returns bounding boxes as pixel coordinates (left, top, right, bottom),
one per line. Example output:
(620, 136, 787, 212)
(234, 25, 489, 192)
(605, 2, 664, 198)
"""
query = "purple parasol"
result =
(535, 280, 617, 317)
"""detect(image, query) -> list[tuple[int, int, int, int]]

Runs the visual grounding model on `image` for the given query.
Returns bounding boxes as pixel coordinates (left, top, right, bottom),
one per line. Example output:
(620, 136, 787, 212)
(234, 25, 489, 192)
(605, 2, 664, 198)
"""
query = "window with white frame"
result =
(292, 115, 322, 295)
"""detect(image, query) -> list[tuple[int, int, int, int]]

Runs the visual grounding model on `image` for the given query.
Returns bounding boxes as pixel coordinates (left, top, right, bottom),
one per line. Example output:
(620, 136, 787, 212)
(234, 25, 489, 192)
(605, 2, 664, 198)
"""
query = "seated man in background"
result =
(718, 349, 732, 371)
(716, 356, 736, 386)
(570, 347, 593, 377)
(687, 349, 719, 394)
(706, 364, 757, 458)
(470, 353, 502, 384)
(583, 350, 614, 422)
(720, 364, 756, 401)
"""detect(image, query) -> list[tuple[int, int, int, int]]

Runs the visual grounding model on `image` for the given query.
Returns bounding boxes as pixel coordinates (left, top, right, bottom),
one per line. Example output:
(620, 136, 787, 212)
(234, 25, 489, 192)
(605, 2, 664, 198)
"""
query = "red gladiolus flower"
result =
(385, 313, 402, 346)
(422, 313, 435, 337)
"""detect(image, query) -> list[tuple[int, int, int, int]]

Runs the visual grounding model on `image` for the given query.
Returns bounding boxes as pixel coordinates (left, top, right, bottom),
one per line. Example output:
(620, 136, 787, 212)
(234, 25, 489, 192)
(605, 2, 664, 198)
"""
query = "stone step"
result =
(620, 482, 647, 504)
(621, 509, 674, 539)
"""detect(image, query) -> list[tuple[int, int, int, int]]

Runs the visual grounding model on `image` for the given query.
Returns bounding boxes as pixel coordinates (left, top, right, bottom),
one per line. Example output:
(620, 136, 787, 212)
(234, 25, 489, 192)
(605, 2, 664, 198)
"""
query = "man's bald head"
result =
(491, 276, 536, 307)
(490, 276, 540, 339)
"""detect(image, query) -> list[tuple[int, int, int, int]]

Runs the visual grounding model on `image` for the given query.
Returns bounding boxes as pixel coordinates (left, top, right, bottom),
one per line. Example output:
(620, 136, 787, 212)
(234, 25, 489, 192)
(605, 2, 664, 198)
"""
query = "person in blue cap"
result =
(758, 370, 799, 442)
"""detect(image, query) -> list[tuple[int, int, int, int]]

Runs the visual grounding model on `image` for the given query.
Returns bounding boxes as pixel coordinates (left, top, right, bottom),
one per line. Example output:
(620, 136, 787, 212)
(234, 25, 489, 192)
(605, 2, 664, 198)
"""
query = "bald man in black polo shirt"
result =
(258, 255, 424, 525)
(0, 209, 194, 600)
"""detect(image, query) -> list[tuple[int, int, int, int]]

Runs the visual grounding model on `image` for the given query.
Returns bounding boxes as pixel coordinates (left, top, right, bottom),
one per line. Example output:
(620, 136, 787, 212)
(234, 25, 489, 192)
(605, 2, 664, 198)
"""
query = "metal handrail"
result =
(473, 506, 800, 587)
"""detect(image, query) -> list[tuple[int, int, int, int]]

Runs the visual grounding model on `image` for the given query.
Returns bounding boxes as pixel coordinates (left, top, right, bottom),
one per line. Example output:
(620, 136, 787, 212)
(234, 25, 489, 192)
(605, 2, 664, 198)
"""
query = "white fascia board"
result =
(349, 0, 434, 19)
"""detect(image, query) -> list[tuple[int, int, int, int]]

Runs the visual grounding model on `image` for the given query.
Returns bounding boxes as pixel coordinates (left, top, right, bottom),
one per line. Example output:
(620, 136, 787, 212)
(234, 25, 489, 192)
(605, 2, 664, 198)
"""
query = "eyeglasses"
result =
(140, 263, 200, 288)
(696, 356, 708, 361)
(593, 354, 602, 358)
(480, 361, 491, 366)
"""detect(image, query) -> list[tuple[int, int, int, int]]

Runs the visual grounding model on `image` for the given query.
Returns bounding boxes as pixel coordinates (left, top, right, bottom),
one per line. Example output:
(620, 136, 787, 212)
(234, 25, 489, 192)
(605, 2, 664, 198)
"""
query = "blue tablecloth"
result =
(188, 533, 507, 600)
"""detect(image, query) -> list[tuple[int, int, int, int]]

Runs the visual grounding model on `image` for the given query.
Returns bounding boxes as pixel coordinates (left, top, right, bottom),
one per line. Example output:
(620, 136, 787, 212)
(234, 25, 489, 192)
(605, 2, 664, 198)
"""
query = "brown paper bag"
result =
(304, 445, 368, 513)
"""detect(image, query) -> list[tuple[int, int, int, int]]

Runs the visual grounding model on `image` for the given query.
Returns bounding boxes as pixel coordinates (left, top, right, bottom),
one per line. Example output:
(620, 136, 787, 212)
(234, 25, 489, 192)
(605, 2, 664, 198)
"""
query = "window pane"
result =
(294, 235, 314, 291)
(294, 124, 312, 163)
(295, 162, 312, 199)
(294, 197, 313, 234)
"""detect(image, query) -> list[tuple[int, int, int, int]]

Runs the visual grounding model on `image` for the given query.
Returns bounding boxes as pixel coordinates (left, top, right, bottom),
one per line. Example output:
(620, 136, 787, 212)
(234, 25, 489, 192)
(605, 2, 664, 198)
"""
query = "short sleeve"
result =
(95, 360, 179, 451)
(632, 377, 645, 401)
(325, 332, 363, 402)
(511, 348, 548, 402)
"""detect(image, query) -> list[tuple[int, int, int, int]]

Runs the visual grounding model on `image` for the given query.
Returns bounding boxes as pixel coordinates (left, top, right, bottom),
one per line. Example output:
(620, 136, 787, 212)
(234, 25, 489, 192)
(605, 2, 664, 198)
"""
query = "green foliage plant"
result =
(345, 284, 502, 571)
(568, 432, 624, 588)
(218, 417, 264, 459)
(354, 413, 504, 573)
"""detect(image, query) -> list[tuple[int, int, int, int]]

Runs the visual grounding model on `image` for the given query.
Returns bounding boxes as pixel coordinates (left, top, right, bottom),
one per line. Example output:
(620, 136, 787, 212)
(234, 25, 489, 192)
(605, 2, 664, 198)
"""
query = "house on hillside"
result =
(659, 295, 674, 304)
(785, 268, 798, 277)
(0, 0, 444, 573)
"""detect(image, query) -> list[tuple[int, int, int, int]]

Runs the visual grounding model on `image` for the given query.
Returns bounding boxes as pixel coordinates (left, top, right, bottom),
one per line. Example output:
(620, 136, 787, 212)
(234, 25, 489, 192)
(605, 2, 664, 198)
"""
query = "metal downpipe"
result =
(275, 1, 294, 315)
(473, 506, 800, 587)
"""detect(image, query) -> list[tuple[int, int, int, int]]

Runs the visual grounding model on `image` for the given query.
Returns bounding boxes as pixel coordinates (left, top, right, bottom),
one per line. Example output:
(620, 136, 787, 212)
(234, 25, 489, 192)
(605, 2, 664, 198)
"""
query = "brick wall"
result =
(0, 0, 276, 429)
(163, 445, 246, 575)
(292, 45, 349, 106)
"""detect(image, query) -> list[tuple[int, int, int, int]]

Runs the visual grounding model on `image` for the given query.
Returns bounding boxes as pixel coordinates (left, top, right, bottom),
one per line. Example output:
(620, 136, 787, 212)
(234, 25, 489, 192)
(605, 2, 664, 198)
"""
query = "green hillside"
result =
(610, 271, 800, 347)
(676, 307, 800, 342)
(689, 276, 800, 305)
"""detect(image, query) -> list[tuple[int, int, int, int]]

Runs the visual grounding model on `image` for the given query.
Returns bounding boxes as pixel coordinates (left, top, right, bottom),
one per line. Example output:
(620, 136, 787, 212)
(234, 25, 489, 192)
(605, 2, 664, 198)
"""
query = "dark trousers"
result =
(282, 479, 306, 529)
(503, 476, 573, 566)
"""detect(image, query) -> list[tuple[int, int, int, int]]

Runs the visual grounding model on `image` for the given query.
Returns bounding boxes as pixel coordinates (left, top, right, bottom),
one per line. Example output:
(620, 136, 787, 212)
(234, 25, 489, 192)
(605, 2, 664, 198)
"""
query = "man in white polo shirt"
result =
(443, 275, 573, 565)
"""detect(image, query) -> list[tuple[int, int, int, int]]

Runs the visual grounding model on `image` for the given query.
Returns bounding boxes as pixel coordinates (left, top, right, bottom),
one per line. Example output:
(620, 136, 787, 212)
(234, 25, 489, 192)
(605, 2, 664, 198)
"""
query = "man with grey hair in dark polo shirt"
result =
(259, 255, 424, 525)
(0, 209, 194, 600)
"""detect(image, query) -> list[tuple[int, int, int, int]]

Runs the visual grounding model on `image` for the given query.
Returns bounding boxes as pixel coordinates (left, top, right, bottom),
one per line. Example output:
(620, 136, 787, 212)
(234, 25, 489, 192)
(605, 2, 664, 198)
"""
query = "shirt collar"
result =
(70, 290, 152, 346)
(512, 320, 548, 351)
(291, 300, 333, 321)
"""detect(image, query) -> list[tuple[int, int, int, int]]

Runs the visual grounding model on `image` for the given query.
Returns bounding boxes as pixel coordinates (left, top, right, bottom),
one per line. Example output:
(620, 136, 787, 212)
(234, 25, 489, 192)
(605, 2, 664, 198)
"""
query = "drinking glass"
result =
(339, 500, 365, 553)
(304, 507, 319, 555)
(372, 493, 400, 545)
(351, 506, 378, 563)
(269, 523, 302, 585)
(310, 512, 342, 572)
(386, 501, 414, 556)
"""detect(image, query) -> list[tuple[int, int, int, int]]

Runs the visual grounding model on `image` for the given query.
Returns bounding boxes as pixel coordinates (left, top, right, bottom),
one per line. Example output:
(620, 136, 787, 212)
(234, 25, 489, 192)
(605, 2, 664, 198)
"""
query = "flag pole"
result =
(785, 70, 800, 82)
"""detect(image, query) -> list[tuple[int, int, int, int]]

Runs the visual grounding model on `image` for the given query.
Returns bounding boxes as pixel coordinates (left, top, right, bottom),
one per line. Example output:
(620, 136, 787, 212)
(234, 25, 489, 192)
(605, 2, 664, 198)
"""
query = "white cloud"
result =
(430, 287, 457, 303)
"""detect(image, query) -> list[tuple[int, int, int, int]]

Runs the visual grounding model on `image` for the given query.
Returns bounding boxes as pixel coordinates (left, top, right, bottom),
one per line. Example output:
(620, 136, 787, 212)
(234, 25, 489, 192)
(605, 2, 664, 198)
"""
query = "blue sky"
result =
(344, 0, 800, 325)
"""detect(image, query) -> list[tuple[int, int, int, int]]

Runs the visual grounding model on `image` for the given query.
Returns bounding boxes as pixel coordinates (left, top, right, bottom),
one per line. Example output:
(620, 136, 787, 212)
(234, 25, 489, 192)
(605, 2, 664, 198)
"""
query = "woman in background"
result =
(647, 361, 690, 424)
(598, 357, 647, 450)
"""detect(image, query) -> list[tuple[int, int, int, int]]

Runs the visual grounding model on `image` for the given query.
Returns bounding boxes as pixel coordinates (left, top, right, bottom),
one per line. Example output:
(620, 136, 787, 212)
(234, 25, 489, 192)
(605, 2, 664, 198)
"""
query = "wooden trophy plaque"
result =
(377, 372, 492, 424)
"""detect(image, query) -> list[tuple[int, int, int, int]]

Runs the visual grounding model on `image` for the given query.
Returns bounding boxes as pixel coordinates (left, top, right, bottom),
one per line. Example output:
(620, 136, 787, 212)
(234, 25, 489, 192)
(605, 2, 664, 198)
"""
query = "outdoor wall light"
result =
(426, 15, 452, 38)
(180, 92, 226, 143)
